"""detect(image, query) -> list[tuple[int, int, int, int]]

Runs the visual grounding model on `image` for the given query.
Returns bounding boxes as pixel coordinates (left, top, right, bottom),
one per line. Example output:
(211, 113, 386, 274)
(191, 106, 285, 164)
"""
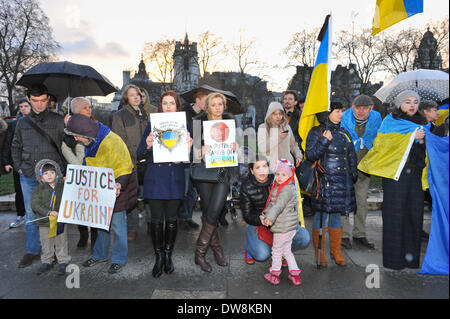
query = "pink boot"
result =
(288, 269, 302, 286)
(264, 267, 281, 285)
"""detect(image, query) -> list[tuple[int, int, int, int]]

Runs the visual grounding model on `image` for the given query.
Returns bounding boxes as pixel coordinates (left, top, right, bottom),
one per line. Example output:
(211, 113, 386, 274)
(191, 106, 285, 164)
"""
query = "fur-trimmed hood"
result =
(34, 159, 63, 184)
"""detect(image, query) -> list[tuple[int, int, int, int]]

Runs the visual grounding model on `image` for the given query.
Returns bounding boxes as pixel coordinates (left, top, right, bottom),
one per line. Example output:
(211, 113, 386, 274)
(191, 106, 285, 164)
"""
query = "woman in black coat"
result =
(192, 92, 240, 273)
(305, 103, 358, 267)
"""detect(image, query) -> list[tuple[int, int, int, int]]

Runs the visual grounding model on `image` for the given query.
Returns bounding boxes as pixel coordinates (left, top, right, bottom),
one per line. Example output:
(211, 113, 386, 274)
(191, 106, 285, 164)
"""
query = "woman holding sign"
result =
(191, 92, 240, 273)
(137, 90, 193, 278)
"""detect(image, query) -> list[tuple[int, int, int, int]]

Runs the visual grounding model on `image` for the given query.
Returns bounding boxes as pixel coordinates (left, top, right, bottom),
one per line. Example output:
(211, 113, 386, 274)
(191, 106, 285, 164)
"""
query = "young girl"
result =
(261, 159, 301, 286)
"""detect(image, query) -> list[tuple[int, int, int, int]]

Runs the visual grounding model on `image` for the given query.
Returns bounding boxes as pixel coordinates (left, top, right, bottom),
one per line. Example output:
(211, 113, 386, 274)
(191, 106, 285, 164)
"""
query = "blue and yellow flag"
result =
(299, 15, 332, 152)
(419, 130, 449, 275)
(358, 113, 429, 181)
(48, 191, 64, 238)
(372, 0, 423, 36)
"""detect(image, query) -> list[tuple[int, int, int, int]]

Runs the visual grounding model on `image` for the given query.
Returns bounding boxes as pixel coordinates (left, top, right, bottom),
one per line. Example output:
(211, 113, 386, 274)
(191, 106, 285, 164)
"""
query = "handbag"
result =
(257, 225, 273, 246)
(297, 159, 325, 198)
(190, 162, 226, 183)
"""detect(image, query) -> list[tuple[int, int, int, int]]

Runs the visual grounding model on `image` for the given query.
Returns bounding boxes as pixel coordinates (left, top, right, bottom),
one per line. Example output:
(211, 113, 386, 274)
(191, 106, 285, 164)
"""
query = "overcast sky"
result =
(41, 0, 449, 102)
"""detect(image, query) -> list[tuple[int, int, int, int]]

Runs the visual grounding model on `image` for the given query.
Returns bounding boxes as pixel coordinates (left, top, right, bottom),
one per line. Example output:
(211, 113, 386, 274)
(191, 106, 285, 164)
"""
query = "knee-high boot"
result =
(207, 217, 228, 267)
(312, 227, 328, 268)
(164, 220, 177, 274)
(195, 219, 215, 272)
(151, 221, 165, 277)
(329, 227, 347, 266)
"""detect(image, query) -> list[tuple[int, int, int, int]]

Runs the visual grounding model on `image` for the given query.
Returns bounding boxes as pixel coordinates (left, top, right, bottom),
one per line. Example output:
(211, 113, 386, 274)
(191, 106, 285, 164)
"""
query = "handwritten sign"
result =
(58, 165, 116, 231)
(203, 120, 238, 168)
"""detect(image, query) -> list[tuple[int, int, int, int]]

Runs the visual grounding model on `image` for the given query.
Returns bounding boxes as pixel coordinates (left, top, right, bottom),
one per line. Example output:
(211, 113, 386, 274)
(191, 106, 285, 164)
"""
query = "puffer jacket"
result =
(263, 182, 298, 233)
(11, 108, 66, 177)
(305, 119, 358, 215)
(239, 174, 274, 226)
(31, 159, 64, 227)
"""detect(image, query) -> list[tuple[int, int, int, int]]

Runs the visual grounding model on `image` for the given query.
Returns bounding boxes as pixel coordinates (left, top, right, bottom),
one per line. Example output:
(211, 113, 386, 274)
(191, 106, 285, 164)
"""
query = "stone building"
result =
(173, 33, 200, 93)
(413, 28, 443, 70)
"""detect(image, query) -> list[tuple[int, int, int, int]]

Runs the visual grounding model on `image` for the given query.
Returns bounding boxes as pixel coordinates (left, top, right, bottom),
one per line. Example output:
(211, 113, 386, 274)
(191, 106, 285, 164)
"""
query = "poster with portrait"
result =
(150, 112, 189, 163)
(203, 119, 238, 168)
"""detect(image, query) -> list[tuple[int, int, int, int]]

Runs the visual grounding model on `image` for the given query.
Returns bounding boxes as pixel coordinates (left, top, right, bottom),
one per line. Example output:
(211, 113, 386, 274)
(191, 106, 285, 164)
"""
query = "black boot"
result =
(77, 226, 89, 248)
(150, 221, 164, 278)
(164, 220, 178, 274)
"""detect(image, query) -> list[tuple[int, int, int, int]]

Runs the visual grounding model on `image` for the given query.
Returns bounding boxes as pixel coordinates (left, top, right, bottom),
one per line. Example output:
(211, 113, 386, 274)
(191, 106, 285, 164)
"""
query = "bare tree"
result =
(284, 27, 321, 68)
(197, 31, 226, 77)
(380, 27, 422, 76)
(427, 15, 449, 69)
(230, 30, 259, 76)
(0, 0, 60, 115)
(143, 38, 176, 89)
(335, 27, 384, 94)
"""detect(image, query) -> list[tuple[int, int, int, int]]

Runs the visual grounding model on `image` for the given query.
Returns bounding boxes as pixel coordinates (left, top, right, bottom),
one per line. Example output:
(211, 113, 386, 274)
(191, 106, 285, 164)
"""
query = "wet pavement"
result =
(0, 206, 448, 300)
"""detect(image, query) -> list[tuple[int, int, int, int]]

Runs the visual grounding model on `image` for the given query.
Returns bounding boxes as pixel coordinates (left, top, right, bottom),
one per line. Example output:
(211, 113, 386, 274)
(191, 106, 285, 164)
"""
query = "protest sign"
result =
(203, 119, 238, 168)
(58, 164, 117, 231)
(150, 112, 189, 163)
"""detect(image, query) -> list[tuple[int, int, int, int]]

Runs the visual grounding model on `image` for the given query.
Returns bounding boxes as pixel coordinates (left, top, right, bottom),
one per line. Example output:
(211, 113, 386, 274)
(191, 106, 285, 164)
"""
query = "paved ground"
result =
(0, 205, 448, 300)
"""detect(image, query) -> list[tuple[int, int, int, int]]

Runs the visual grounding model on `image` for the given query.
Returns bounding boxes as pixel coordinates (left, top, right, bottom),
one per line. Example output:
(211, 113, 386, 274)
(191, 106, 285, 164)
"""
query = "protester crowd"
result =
(1, 82, 448, 285)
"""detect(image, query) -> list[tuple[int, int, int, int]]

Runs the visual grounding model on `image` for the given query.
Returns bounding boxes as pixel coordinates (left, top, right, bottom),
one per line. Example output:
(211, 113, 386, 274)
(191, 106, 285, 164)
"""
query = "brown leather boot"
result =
(328, 227, 347, 266)
(312, 228, 328, 268)
(194, 221, 215, 272)
(210, 229, 228, 267)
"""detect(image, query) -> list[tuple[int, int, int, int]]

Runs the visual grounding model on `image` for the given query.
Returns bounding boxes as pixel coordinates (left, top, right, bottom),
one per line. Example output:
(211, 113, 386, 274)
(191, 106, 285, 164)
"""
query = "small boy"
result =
(31, 159, 70, 275)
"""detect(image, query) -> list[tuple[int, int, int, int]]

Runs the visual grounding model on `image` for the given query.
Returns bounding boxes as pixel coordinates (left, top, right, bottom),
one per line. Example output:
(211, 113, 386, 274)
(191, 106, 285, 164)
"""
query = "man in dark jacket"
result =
(282, 90, 302, 146)
(11, 84, 66, 268)
(178, 90, 208, 230)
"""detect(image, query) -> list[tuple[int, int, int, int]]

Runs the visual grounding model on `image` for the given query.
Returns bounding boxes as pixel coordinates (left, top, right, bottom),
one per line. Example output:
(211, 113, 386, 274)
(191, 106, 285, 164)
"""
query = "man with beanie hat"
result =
(66, 114, 137, 274)
(340, 95, 382, 249)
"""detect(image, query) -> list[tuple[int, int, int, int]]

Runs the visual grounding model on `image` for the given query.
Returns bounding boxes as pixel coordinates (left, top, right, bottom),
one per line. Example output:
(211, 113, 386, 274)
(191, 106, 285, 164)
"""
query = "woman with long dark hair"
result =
(137, 90, 193, 278)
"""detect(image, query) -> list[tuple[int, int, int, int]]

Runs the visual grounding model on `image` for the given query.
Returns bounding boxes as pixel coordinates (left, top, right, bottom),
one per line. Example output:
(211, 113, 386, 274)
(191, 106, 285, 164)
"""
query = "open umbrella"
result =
(374, 69, 449, 104)
(180, 84, 245, 115)
(16, 61, 118, 105)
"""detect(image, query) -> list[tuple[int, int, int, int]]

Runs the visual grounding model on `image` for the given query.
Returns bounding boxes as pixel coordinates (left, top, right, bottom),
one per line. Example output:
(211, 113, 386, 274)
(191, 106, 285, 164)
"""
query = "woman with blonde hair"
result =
(258, 102, 303, 173)
(192, 92, 239, 272)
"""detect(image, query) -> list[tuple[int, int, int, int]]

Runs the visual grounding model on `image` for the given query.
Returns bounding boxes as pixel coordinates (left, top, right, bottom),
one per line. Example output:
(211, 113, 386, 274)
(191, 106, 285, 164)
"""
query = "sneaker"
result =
(341, 237, 352, 249)
(36, 263, 53, 275)
(244, 251, 255, 265)
(82, 257, 107, 268)
(108, 263, 123, 274)
(353, 237, 375, 249)
(9, 216, 25, 228)
(18, 253, 40, 268)
(57, 263, 68, 276)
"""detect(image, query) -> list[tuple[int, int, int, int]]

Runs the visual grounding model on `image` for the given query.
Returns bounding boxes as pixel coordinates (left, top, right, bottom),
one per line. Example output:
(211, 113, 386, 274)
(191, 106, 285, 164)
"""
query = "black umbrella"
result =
(16, 61, 118, 104)
(180, 84, 245, 115)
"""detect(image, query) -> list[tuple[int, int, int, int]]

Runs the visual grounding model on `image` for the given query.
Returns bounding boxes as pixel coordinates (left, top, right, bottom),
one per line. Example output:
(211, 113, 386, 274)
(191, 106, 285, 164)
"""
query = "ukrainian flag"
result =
(299, 15, 332, 152)
(358, 113, 429, 181)
(48, 192, 64, 238)
(372, 0, 423, 36)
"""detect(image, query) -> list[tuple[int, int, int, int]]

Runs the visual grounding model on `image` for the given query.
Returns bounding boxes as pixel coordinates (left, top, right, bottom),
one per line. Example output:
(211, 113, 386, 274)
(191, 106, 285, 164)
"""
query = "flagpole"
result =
(25, 216, 49, 224)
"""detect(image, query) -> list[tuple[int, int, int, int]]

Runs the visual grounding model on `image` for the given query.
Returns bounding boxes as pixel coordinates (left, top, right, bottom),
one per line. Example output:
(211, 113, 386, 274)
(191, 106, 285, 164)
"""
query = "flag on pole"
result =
(298, 14, 332, 152)
(372, 0, 423, 36)
(48, 191, 64, 238)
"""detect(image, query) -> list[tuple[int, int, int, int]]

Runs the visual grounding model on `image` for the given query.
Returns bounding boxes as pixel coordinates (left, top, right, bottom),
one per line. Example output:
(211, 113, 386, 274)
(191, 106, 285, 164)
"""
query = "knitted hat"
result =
(275, 159, 294, 177)
(65, 114, 99, 139)
(393, 90, 421, 109)
(352, 95, 373, 107)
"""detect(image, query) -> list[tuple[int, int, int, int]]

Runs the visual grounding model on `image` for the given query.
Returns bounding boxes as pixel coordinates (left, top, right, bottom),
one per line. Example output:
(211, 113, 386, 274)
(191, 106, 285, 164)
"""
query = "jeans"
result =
(313, 212, 341, 229)
(92, 211, 128, 265)
(245, 224, 310, 261)
(20, 174, 41, 255)
(178, 167, 198, 221)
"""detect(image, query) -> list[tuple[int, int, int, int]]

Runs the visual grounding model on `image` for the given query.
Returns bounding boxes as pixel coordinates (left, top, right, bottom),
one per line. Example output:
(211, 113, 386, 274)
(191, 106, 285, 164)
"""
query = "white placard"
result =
(203, 119, 238, 168)
(150, 112, 189, 163)
(57, 165, 116, 231)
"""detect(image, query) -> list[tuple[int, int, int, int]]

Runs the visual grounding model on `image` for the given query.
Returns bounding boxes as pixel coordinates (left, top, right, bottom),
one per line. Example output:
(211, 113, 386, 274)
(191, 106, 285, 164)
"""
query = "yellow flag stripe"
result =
(372, 0, 409, 35)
